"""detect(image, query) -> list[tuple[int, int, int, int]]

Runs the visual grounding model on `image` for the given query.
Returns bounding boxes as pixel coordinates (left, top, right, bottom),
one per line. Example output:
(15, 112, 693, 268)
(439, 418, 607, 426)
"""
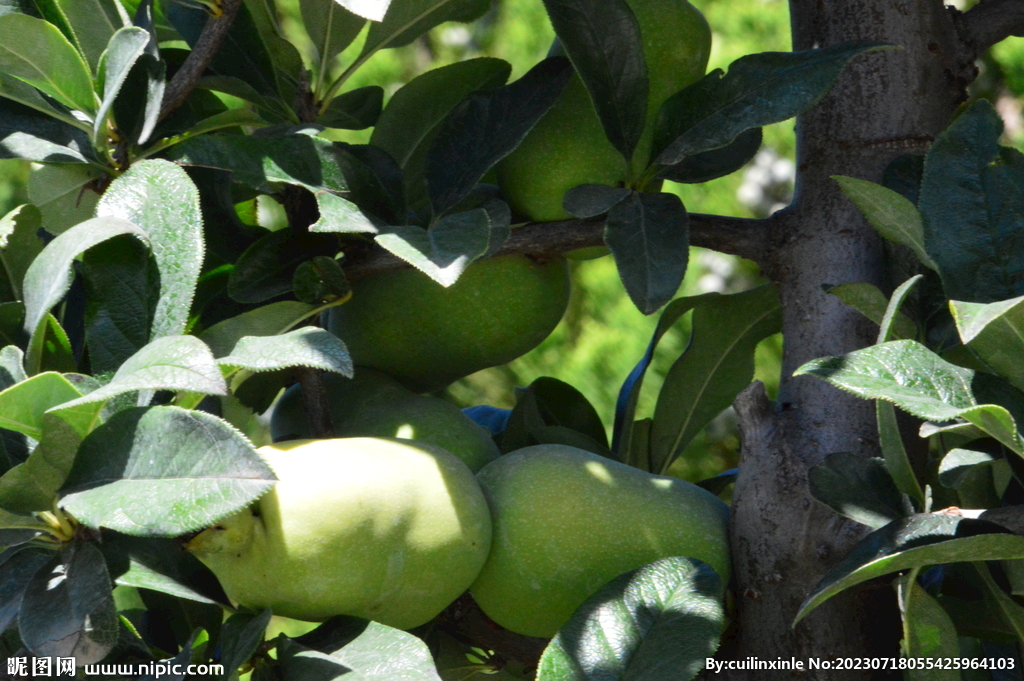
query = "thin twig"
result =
(159, 0, 245, 120)
(342, 213, 773, 281)
(955, 0, 1024, 55)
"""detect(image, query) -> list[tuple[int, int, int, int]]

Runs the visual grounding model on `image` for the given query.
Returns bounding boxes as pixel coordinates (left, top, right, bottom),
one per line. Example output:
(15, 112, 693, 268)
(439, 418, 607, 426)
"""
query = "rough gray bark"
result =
(721, 1, 976, 676)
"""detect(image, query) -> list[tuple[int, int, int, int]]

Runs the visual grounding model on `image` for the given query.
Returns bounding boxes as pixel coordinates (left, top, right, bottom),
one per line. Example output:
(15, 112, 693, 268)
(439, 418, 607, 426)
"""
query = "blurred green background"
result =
(3, 0, 1019, 484)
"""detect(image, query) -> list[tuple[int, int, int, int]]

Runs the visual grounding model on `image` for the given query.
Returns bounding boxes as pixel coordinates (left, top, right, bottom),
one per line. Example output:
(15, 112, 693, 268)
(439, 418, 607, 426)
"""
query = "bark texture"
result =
(721, 1, 973, 676)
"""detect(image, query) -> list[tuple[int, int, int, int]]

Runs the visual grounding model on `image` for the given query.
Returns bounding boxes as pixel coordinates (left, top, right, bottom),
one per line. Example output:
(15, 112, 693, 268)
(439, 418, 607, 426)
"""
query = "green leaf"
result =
(142, 108, 268, 158)
(897, 574, 960, 681)
(217, 327, 353, 378)
(920, 100, 1024, 303)
(334, 0, 390, 21)
(241, 0, 305, 108)
(59, 406, 276, 536)
(370, 57, 511, 216)
(21, 216, 146, 363)
(808, 452, 905, 529)
(0, 71, 78, 123)
(973, 560, 1024, 648)
(301, 0, 364, 78)
(563, 184, 632, 219)
(426, 57, 573, 216)
(50, 0, 124, 73)
(0, 204, 43, 303)
(877, 401, 925, 507)
(26, 163, 103, 235)
(0, 548, 53, 633)
(60, 336, 227, 411)
(318, 86, 383, 131)
(604, 191, 689, 315)
(375, 211, 492, 287)
(93, 26, 150, 143)
(658, 127, 762, 184)
(96, 160, 203, 341)
(650, 285, 782, 474)
(542, 0, 647, 162)
(0, 302, 26, 347)
(19, 540, 118, 664)
(498, 377, 610, 456)
(280, 617, 443, 681)
(167, 134, 377, 234)
(218, 609, 273, 677)
(81, 235, 159, 374)
(796, 513, 1024, 624)
(0, 372, 82, 439)
(0, 13, 97, 114)
(536, 557, 724, 681)
(293, 256, 350, 305)
(0, 98, 92, 163)
(100, 533, 229, 606)
(826, 282, 915, 340)
(228, 230, 339, 304)
(655, 42, 887, 165)
(199, 301, 320, 358)
(951, 294, 1024, 394)
(834, 175, 936, 271)
(359, 0, 490, 57)
(0, 345, 26, 389)
(28, 313, 76, 376)
(938, 447, 998, 489)
(0, 413, 80, 513)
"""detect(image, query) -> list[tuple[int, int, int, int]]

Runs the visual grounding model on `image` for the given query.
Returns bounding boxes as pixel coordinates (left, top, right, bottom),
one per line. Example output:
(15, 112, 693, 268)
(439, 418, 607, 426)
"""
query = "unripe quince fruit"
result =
(497, 0, 711, 222)
(470, 444, 730, 638)
(327, 255, 570, 393)
(187, 438, 492, 629)
(270, 369, 499, 472)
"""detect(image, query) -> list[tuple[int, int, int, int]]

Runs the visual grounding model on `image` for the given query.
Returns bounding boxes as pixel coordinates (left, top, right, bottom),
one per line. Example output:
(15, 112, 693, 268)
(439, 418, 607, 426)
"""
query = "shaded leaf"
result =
(228, 230, 339, 304)
(301, 0, 365, 71)
(0, 414, 81, 513)
(537, 557, 724, 681)
(604, 191, 689, 314)
(0, 97, 91, 163)
(26, 163, 102, 235)
(0, 204, 44, 303)
(60, 406, 275, 536)
(219, 609, 273, 677)
(293, 256, 350, 305)
(375, 210, 491, 287)
(808, 452, 905, 529)
(952, 294, 1024, 394)
(100, 533, 229, 606)
(938, 447, 998, 489)
(826, 282, 915, 340)
(897, 574, 960, 681)
(0, 547, 52, 633)
(359, 0, 490, 56)
(199, 301, 319, 358)
(52, 0, 123, 73)
(318, 86, 382, 130)
(563, 184, 631, 219)
(658, 127, 762, 184)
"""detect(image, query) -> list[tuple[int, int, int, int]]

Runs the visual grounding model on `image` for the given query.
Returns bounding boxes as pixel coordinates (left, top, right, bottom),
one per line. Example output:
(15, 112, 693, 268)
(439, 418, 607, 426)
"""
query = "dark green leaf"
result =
(228, 230, 339, 304)
(199, 301, 319, 358)
(301, 0, 364, 72)
(100, 533, 229, 606)
(897, 573, 960, 680)
(920, 100, 1024, 303)
(318, 86, 383, 130)
(0, 302, 25, 347)
(60, 406, 275, 536)
(834, 175, 935, 270)
(0, 414, 81, 513)
(359, 0, 490, 56)
(51, 0, 124, 73)
(605, 191, 688, 314)
(499, 377, 609, 456)
(826, 282, 916, 340)
(95, 159, 203, 340)
(563, 184, 632, 219)
(0, 204, 44, 303)
(217, 327, 353, 377)
(650, 285, 782, 473)
(93, 27, 150, 143)
(19, 540, 118, 664)
(370, 57, 511, 216)
(139, 627, 201, 681)
(658, 127, 762, 184)
(331, 143, 405, 225)
(333, 0, 390, 21)
(796, 513, 1024, 624)
(82, 235, 160, 374)
(938, 447, 998, 489)
(426, 57, 573, 216)
(242, 0, 305, 107)
(0, 13, 97, 114)
(877, 401, 925, 508)
(655, 42, 887, 165)
(293, 256, 350, 305)
(537, 557, 724, 681)
(542, 0, 647, 161)
(0, 345, 25, 389)
(0, 547, 52, 633)
(883, 154, 925, 206)
(952, 295, 1024, 394)
(375, 210, 492, 287)
(219, 609, 273, 679)
(808, 452, 905, 529)
(33, 312, 77, 375)
(526, 377, 608, 448)
(0, 97, 91, 163)
(25, 163, 103, 236)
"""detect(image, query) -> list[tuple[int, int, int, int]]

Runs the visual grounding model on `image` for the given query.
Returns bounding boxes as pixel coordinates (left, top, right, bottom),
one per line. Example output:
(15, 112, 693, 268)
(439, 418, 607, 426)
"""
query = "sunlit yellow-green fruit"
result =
(470, 445, 730, 638)
(187, 438, 492, 629)
(269, 369, 499, 472)
(497, 0, 711, 222)
(327, 255, 570, 393)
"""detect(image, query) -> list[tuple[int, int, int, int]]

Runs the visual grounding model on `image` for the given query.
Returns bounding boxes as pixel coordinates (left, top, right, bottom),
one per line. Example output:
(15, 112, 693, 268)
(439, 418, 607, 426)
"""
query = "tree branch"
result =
(955, 0, 1024, 55)
(159, 0, 245, 120)
(342, 213, 772, 281)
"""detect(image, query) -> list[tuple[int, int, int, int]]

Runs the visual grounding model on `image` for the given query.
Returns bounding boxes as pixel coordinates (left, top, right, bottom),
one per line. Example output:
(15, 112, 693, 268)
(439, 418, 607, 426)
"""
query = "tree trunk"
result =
(722, 1, 972, 676)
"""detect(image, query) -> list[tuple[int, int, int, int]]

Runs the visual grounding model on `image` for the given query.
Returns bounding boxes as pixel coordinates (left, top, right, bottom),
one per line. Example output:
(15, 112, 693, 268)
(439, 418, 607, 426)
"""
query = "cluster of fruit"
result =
(188, 356, 729, 639)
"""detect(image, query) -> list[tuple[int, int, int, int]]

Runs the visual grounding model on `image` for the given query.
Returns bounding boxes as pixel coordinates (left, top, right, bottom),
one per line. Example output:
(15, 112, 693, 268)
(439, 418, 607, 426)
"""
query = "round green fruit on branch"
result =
(186, 438, 493, 629)
(469, 444, 730, 638)
(497, 0, 712, 222)
(327, 255, 571, 394)
(270, 368, 500, 472)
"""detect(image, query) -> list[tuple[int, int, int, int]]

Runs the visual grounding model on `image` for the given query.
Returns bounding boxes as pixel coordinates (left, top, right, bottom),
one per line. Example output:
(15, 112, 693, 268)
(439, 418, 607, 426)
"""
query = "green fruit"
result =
(470, 445, 730, 638)
(497, 0, 711, 222)
(187, 438, 492, 629)
(270, 369, 500, 472)
(327, 255, 570, 393)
